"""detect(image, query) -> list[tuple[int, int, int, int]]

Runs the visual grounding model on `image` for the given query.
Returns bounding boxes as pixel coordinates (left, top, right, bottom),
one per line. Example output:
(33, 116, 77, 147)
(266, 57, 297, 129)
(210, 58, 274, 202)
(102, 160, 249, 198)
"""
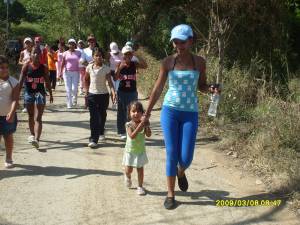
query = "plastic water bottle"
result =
(208, 93, 220, 117)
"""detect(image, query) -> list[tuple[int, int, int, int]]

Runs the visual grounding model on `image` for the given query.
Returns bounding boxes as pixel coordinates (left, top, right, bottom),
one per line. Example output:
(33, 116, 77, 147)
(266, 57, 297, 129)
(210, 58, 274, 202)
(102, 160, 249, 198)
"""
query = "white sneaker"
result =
(32, 139, 39, 149)
(111, 104, 117, 110)
(27, 135, 35, 143)
(137, 186, 146, 195)
(88, 142, 97, 148)
(4, 160, 14, 169)
(121, 135, 127, 140)
(22, 108, 27, 113)
(67, 105, 72, 109)
(72, 97, 77, 106)
(124, 175, 132, 188)
(99, 135, 106, 142)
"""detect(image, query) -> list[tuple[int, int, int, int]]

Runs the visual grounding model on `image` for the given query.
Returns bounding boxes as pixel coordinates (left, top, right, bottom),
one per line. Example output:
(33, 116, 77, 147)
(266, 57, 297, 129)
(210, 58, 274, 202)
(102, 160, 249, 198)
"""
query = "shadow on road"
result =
(0, 164, 123, 180)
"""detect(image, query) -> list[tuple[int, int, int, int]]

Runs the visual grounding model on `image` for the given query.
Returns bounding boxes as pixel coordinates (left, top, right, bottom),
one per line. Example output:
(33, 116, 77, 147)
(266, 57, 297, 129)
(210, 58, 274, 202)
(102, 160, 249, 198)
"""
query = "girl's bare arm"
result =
(127, 122, 145, 139)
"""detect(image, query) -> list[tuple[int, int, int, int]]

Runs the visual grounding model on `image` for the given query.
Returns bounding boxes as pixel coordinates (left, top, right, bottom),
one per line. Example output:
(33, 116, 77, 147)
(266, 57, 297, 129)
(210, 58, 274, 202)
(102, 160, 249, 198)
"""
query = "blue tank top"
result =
(163, 55, 200, 112)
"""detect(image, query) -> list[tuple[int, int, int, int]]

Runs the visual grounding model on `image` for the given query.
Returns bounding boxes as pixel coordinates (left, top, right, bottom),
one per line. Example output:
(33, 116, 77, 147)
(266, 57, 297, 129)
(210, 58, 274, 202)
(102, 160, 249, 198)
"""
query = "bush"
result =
(208, 57, 262, 122)
(136, 48, 164, 102)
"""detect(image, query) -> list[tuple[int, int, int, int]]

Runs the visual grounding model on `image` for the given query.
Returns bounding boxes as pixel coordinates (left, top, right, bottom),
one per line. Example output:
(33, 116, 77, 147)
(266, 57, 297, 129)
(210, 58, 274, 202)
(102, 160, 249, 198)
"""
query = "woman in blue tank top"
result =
(143, 24, 216, 209)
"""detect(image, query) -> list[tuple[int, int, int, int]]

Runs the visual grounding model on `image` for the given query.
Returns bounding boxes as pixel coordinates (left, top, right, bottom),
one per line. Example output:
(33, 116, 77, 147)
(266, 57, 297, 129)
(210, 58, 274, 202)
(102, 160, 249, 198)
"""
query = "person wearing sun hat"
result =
(60, 38, 81, 109)
(114, 45, 147, 140)
(18, 37, 34, 113)
(109, 42, 122, 108)
(125, 41, 139, 63)
(142, 24, 218, 209)
(19, 37, 33, 65)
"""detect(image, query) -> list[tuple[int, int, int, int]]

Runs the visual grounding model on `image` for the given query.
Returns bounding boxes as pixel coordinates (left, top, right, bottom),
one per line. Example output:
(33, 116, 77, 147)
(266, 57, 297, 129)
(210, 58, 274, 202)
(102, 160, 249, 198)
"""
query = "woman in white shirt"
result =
(84, 48, 116, 148)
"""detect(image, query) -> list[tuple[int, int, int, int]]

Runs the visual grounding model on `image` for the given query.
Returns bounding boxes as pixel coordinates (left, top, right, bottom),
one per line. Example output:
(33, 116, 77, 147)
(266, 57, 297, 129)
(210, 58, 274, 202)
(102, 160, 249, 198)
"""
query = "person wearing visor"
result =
(143, 24, 216, 209)
(115, 45, 147, 140)
(60, 39, 81, 109)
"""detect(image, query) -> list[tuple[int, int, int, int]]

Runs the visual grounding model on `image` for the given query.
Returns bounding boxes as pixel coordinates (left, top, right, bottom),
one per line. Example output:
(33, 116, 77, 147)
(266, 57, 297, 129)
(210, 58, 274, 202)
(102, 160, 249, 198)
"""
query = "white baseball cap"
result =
(23, 37, 33, 44)
(68, 38, 76, 44)
(121, 45, 133, 54)
(110, 42, 119, 54)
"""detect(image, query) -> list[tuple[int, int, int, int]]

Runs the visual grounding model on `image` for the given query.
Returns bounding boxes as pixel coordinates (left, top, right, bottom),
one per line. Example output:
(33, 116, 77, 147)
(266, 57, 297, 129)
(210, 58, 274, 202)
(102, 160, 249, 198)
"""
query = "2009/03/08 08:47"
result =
(215, 199, 282, 207)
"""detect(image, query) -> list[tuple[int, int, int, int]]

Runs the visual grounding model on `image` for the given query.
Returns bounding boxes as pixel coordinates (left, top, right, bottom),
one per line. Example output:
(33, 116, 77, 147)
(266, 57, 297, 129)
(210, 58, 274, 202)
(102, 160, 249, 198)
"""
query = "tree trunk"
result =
(217, 36, 224, 84)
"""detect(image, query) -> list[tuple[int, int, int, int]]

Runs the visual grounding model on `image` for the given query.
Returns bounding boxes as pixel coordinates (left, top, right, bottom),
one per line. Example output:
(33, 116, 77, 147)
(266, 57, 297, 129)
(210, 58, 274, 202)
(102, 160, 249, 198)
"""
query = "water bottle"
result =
(208, 92, 220, 117)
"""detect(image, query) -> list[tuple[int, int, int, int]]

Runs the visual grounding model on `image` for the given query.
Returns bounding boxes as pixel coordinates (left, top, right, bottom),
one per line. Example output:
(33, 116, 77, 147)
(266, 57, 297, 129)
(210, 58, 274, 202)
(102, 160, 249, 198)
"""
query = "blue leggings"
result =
(161, 106, 198, 176)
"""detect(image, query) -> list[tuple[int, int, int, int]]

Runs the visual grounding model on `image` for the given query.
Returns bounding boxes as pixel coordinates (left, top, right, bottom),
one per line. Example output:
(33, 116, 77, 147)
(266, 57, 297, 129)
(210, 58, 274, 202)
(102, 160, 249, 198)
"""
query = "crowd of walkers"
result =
(0, 25, 219, 209)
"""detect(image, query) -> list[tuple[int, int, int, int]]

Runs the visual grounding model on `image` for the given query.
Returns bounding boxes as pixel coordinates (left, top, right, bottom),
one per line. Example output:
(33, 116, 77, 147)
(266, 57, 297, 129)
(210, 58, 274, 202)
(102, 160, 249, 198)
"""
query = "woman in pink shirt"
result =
(60, 39, 81, 109)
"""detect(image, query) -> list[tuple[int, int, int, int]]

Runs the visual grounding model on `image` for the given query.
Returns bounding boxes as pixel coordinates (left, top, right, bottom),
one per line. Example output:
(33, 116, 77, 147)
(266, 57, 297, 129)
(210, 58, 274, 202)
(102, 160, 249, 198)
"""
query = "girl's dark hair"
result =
(51, 44, 58, 51)
(0, 55, 9, 64)
(92, 47, 105, 58)
(127, 101, 144, 119)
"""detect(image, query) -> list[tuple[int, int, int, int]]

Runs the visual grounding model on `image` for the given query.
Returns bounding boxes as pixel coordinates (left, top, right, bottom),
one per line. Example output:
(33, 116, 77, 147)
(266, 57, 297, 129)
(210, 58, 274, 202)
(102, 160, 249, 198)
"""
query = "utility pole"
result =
(4, 0, 14, 39)
(6, 0, 9, 39)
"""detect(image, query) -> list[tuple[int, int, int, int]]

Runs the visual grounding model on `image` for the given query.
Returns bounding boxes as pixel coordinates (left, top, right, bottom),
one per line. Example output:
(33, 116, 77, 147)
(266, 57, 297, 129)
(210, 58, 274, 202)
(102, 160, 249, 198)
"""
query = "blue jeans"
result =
(87, 93, 109, 143)
(24, 92, 46, 105)
(117, 90, 138, 134)
(161, 106, 198, 176)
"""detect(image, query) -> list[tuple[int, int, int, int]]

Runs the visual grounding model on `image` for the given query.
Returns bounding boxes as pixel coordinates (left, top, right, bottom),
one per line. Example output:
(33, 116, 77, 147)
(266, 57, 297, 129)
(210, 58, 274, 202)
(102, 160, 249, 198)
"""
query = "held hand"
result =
(141, 115, 150, 124)
(209, 84, 221, 94)
(6, 113, 14, 123)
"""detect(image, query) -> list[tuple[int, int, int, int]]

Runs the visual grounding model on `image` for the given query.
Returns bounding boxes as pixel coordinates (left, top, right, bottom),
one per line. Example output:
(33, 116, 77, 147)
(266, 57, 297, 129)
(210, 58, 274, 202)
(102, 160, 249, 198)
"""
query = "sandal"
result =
(177, 170, 188, 192)
(164, 196, 176, 210)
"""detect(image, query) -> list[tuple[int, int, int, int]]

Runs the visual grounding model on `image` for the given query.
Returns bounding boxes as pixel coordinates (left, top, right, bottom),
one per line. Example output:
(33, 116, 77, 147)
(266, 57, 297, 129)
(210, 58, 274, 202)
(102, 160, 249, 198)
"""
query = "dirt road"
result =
(0, 86, 299, 225)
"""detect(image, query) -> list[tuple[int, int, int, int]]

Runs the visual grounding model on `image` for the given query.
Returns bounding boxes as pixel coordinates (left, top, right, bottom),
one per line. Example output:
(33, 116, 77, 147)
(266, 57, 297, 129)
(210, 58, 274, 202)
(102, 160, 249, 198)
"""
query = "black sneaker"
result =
(177, 171, 188, 192)
(164, 196, 176, 210)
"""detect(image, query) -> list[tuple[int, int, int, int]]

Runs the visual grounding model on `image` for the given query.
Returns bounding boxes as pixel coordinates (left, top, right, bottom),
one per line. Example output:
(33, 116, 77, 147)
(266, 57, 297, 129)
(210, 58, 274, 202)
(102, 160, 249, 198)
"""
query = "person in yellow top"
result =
(47, 45, 58, 90)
